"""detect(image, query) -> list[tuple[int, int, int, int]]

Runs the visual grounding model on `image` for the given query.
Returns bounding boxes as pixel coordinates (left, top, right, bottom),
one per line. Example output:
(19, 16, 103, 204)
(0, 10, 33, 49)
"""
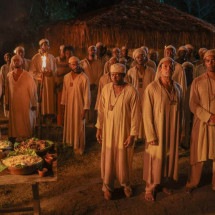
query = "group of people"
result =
(0, 39, 214, 202)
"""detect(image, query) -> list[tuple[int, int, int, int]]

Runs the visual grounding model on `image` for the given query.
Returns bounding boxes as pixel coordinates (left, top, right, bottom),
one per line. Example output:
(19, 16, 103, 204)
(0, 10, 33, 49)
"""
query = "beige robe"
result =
(143, 80, 182, 184)
(0, 64, 10, 117)
(95, 73, 111, 110)
(30, 53, 57, 115)
(189, 73, 215, 165)
(96, 83, 140, 190)
(6, 71, 37, 138)
(80, 58, 103, 123)
(61, 72, 91, 152)
(131, 59, 157, 71)
(126, 66, 155, 138)
(194, 63, 206, 78)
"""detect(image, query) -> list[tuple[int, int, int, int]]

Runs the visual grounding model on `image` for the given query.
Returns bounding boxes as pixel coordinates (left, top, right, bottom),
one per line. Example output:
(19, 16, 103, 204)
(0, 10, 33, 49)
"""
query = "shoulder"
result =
(193, 73, 207, 84)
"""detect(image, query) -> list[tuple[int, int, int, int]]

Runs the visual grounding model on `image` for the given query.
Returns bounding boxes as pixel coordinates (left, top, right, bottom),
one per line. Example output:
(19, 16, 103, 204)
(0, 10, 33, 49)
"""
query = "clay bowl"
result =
(38, 168, 48, 177)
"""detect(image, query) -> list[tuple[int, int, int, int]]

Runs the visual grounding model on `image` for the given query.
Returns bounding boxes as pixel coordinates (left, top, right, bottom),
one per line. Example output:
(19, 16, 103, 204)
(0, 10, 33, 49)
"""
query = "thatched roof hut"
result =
(43, 0, 215, 55)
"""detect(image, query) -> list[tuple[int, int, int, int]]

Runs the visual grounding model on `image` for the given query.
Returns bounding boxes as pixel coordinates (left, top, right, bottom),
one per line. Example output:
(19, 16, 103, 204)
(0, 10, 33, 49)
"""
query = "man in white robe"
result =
(186, 49, 215, 193)
(126, 48, 155, 140)
(29, 38, 57, 123)
(5, 55, 37, 142)
(143, 57, 182, 201)
(80, 45, 103, 125)
(96, 63, 140, 200)
(61, 56, 90, 155)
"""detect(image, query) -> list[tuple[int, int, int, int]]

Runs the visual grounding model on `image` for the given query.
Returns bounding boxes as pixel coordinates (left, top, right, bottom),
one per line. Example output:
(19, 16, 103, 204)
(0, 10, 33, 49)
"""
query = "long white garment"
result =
(30, 53, 57, 115)
(96, 83, 140, 189)
(61, 72, 91, 152)
(143, 80, 182, 184)
(6, 71, 37, 138)
(126, 66, 155, 138)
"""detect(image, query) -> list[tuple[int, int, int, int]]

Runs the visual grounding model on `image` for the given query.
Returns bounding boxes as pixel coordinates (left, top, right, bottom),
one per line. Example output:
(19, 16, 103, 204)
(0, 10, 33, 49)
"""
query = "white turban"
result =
(203, 49, 215, 59)
(198, 48, 207, 55)
(165, 45, 176, 54)
(178, 46, 188, 52)
(68, 56, 80, 64)
(14, 46, 24, 54)
(185, 44, 194, 50)
(159, 57, 174, 65)
(182, 62, 194, 70)
(59, 45, 65, 50)
(133, 48, 146, 59)
(110, 63, 126, 74)
(88, 45, 96, 51)
(39, 38, 49, 46)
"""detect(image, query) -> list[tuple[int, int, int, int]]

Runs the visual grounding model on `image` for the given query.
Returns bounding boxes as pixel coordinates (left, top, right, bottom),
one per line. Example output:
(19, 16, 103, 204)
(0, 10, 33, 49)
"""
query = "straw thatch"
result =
(42, 0, 215, 55)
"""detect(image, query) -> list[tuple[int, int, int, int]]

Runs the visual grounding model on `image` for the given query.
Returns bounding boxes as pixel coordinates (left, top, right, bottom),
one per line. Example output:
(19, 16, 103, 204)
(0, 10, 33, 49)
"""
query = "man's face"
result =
(41, 42, 49, 52)
(12, 56, 23, 68)
(160, 60, 174, 78)
(178, 50, 187, 59)
(65, 50, 73, 59)
(165, 48, 175, 58)
(110, 73, 124, 85)
(17, 49, 25, 58)
(88, 47, 97, 57)
(112, 49, 120, 58)
(136, 53, 147, 65)
(69, 60, 79, 73)
(204, 55, 215, 73)
(121, 49, 128, 57)
(4, 55, 11, 63)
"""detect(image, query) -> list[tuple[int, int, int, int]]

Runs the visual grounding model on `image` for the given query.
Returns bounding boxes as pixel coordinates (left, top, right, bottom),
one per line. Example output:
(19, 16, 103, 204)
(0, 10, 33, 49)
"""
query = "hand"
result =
(31, 106, 37, 111)
(148, 140, 158, 145)
(96, 129, 102, 144)
(208, 114, 215, 124)
(81, 109, 88, 120)
(124, 135, 135, 148)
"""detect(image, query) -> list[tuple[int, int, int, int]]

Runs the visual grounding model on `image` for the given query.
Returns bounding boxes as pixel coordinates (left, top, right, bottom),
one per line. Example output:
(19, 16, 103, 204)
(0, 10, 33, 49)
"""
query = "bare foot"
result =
(162, 187, 172, 195)
(145, 192, 155, 202)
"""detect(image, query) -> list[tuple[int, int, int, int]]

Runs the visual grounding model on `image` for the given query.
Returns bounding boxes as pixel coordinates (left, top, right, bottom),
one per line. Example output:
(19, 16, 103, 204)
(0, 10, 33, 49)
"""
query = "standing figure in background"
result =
(80, 45, 103, 125)
(13, 46, 31, 71)
(143, 57, 182, 201)
(175, 46, 188, 65)
(5, 55, 37, 143)
(186, 49, 215, 193)
(56, 45, 73, 126)
(121, 46, 133, 70)
(30, 38, 57, 124)
(61, 56, 90, 155)
(148, 49, 159, 67)
(194, 48, 208, 78)
(0, 53, 12, 118)
(96, 63, 140, 200)
(126, 48, 155, 141)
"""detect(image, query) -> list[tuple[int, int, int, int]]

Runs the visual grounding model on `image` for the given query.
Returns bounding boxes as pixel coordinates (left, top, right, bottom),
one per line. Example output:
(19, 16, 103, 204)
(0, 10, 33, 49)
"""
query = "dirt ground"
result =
(0, 125, 215, 215)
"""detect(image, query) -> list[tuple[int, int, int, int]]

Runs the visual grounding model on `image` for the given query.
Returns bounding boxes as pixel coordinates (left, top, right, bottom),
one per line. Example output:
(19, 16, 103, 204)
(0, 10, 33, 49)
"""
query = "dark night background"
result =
(0, 0, 215, 64)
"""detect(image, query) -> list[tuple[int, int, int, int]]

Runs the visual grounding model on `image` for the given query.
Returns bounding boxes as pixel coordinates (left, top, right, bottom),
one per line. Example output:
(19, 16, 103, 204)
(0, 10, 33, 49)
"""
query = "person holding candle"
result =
(30, 38, 57, 125)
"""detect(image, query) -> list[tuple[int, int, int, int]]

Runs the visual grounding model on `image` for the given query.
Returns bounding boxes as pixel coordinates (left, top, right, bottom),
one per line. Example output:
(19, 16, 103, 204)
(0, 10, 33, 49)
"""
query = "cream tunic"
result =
(189, 73, 215, 164)
(6, 71, 37, 138)
(143, 80, 182, 184)
(61, 72, 90, 152)
(30, 53, 57, 115)
(96, 83, 140, 188)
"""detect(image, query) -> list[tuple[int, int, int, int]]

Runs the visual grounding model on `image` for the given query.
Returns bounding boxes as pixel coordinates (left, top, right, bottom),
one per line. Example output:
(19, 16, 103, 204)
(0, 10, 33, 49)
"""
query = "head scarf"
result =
(39, 38, 49, 46)
(133, 48, 146, 59)
(110, 63, 126, 74)
(203, 49, 215, 59)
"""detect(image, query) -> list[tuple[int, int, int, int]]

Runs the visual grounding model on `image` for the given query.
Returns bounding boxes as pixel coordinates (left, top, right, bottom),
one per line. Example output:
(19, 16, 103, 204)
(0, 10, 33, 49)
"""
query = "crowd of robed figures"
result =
(0, 39, 214, 201)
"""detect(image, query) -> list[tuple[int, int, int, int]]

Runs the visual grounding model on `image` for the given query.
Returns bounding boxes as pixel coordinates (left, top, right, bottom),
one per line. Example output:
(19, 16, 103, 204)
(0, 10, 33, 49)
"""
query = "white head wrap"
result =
(178, 46, 188, 52)
(14, 46, 24, 54)
(203, 49, 215, 59)
(133, 48, 146, 59)
(88, 45, 96, 51)
(68, 56, 80, 64)
(165, 45, 176, 54)
(110, 63, 126, 74)
(59, 45, 65, 50)
(182, 62, 194, 70)
(185, 44, 194, 50)
(39, 38, 49, 46)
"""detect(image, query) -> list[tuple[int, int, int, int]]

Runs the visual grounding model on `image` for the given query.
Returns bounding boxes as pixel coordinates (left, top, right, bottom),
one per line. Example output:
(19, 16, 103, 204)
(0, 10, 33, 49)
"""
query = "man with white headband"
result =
(143, 57, 183, 202)
(96, 63, 140, 200)
(29, 38, 57, 124)
(80, 45, 103, 125)
(186, 49, 215, 193)
(126, 48, 155, 141)
(61, 56, 90, 155)
(156, 45, 187, 100)
(13, 46, 31, 71)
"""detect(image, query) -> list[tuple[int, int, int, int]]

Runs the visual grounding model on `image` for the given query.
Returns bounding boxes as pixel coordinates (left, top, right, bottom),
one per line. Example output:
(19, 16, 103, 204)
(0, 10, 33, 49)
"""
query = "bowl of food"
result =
(0, 140, 12, 151)
(1, 153, 43, 175)
(14, 138, 54, 156)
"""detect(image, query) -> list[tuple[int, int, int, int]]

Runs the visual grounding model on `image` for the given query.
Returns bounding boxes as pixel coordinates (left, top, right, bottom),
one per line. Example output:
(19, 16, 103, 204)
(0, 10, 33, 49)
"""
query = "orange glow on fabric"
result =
(41, 55, 46, 70)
